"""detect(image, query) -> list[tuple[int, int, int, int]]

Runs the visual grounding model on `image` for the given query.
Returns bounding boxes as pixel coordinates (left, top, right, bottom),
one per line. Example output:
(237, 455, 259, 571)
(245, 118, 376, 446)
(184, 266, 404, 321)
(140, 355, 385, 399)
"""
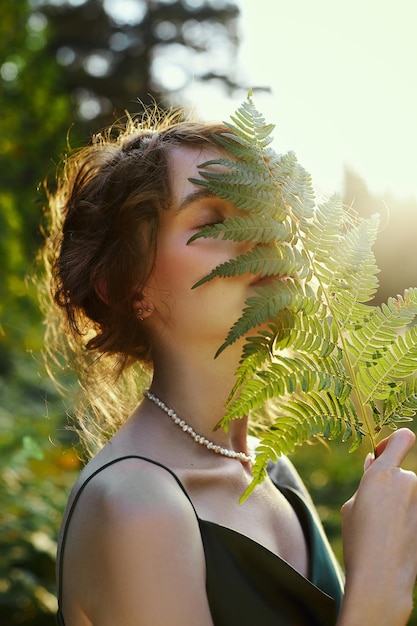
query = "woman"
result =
(43, 110, 417, 626)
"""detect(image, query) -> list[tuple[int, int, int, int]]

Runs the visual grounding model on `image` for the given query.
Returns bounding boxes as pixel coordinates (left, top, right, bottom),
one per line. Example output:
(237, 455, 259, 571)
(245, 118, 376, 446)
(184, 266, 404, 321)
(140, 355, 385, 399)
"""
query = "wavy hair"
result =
(39, 108, 230, 454)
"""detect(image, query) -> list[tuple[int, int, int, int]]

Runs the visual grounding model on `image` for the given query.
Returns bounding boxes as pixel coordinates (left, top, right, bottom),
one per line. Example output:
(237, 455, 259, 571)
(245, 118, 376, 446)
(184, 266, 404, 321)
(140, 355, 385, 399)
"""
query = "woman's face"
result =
(144, 145, 262, 356)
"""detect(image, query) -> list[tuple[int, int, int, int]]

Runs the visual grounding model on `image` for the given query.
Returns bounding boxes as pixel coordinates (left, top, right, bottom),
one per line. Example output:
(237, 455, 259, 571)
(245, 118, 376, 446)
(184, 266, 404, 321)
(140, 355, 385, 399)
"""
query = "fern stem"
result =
(292, 216, 378, 455)
(333, 317, 377, 454)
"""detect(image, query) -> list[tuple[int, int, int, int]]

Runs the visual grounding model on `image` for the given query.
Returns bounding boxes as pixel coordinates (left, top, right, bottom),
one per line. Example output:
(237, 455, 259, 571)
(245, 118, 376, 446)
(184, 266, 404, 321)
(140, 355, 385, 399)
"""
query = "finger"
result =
(374, 436, 391, 458)
(373, 428, 416, 468)
(364, 452, 374, 471)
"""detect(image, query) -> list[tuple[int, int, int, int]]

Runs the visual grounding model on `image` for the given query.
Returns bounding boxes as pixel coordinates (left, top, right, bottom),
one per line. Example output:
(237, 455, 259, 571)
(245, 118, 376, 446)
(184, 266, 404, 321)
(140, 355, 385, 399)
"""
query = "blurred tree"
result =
(342, 168, 417, 304)
(0, 0, 73, 372)
(38, 0, 240, 138)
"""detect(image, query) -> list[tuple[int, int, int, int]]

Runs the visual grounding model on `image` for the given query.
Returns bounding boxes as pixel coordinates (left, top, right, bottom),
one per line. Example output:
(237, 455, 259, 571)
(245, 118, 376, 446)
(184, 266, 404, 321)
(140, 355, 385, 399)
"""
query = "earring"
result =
(134, 306, 153, 321)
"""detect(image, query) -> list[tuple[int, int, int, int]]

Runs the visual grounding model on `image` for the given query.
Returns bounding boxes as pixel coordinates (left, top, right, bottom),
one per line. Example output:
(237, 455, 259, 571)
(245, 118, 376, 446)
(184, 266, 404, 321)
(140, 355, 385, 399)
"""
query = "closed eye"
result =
(196, 220, 224, 229)
(187, 219, 226, 244)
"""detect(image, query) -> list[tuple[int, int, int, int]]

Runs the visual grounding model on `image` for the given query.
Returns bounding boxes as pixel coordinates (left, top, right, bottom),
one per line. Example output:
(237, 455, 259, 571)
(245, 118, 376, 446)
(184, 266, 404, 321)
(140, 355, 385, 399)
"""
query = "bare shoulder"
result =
(86, 456, 190, 513)
(61, 457, 212, 625)
(61, 457, 190, 533)
(64, 456, 200, 555)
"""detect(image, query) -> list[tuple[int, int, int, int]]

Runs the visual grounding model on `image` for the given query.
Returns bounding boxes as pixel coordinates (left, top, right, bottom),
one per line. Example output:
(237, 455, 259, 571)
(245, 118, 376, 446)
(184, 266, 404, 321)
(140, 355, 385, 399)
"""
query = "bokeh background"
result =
(1, 0, 416, 623)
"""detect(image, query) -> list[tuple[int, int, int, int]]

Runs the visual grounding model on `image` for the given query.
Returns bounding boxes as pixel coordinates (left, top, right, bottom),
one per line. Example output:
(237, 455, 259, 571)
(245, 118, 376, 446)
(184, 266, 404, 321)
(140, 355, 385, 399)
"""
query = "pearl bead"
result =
(144, 391, 254, 464)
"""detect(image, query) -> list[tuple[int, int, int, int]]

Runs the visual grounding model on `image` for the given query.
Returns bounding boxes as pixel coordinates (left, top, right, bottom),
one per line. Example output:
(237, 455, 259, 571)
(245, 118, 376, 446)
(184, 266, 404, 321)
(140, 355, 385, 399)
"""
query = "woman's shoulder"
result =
(59, 455, 210, 624)
(67, 453, 196, 529)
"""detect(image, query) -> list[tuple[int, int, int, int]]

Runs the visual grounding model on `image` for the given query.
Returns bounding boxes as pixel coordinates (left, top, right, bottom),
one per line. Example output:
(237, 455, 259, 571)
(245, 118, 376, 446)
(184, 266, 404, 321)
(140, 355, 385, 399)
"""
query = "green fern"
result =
(188, 93, 417, 500)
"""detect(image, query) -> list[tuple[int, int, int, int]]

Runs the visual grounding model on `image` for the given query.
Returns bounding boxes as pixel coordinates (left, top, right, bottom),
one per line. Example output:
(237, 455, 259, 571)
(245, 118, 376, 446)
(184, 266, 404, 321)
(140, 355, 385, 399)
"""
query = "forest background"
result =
(1, 1, 416, 624)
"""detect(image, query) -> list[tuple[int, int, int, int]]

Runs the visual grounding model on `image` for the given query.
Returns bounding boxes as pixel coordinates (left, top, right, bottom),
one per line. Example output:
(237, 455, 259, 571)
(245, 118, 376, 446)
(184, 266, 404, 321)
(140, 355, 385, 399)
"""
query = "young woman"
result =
(43, 111, 417, 626)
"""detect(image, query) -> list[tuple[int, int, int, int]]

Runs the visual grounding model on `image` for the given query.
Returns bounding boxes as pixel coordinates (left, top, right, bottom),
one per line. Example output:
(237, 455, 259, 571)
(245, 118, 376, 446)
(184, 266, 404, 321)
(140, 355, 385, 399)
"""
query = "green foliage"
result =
(0, 353, 80, 625)
(190, 94, 417, 499)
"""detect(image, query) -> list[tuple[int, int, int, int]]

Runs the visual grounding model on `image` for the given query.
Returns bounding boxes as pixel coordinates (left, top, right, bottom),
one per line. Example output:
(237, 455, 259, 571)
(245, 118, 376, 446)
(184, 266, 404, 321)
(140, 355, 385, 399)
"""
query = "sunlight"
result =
(187, 0, 417, 199)
(103, 0, 146, 25)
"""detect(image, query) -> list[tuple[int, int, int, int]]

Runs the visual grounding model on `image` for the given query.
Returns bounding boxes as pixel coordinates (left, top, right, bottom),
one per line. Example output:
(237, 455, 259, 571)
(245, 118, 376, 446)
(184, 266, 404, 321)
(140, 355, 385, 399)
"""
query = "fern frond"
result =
(222, 352, 351, 423)
(189, 177, 280, 216)
(308, 215, 380, 328)
(214, 279, 306, 357)
(210, 93, 276, 163)
(225, 96, 275, 147)
(358, 324, 417, 402)
(301, 194, 346, 246)
(229, 98, 275, 136)
(192, 245, 306, 289)
(383, 378, 417, 426)
(273, 306, 339, 359)
(187, 214, 291, 245)
(227, 315, 296, 403)
(278, 158, 316, 220)
(212, 134, 275, 165)
(195, 158, 278, 190)
(241, 392, 363, 501)
(186, 93, 417, 486)
(227, 343, 273, 404)
(347, 289, 417, 366)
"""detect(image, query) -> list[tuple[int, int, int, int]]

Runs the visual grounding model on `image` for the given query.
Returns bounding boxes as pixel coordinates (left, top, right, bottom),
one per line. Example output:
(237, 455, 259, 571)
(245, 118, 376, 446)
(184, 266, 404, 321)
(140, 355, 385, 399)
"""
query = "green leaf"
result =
(192, 244, 307, 289)
(188, 93, 417, 484)
(187, 214, 291, 245)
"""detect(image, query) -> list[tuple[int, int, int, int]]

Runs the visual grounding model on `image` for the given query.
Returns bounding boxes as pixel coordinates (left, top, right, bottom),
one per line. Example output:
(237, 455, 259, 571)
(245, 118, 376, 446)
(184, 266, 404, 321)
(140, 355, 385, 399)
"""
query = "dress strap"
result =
(57, 455, 197, 610)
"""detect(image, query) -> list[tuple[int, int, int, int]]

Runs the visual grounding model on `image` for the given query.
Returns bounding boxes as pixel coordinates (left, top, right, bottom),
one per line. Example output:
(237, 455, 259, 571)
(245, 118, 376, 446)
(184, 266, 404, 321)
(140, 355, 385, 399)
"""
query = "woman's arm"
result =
(338, 429, 417, 626)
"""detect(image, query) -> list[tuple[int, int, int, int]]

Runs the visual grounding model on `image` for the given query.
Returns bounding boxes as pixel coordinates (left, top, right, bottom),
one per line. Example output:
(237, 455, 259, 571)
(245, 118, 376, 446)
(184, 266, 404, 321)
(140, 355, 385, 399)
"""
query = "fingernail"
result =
(364, 452, 374, 470)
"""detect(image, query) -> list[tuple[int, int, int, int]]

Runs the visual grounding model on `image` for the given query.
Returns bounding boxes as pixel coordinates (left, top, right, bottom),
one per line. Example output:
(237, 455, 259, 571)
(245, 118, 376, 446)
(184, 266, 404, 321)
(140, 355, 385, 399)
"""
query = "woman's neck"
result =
(148, 340, 249, 453)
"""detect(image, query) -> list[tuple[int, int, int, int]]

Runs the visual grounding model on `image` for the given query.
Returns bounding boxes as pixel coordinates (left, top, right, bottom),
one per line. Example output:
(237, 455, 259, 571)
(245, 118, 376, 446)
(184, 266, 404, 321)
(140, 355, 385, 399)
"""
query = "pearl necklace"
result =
(145, 391, 254, 463)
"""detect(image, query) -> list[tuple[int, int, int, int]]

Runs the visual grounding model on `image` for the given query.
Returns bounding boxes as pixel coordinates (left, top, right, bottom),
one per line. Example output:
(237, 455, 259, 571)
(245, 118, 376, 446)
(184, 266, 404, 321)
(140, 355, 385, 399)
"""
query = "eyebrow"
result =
(176, 188, 219, 212)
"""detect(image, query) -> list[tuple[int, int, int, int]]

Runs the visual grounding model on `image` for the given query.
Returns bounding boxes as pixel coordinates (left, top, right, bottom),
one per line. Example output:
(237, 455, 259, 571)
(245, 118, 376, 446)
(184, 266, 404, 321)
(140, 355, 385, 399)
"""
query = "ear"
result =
(132, 294, 154, 321)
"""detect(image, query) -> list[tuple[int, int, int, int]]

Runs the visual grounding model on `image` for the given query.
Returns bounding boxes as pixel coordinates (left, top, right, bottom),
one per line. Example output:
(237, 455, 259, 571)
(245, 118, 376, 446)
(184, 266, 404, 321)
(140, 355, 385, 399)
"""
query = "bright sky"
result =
(188, 0, 417, 199)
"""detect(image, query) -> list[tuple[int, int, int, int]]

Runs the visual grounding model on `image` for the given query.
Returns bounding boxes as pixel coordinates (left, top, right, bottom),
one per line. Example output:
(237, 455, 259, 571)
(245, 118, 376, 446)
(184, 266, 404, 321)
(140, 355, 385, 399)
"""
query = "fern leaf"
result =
(187, 214, 291, 245)
(240, 390, 363, 500)
(301, 194, 345, 246)
(189, 177, 280, 216)
(187, 93, 417, 482)
(358, 324, 417, 402)
(278, 160, 316, 221)
(195, 158, 278, 190)
(222, 353, 351, 423)
(383, 378, 417, 426)
(347, 289, 417, 366)
(273, 306, 339, 358)
(192, 245, 306, 289)
(309, 215, 381, 328)
(214, 279, 305, 357)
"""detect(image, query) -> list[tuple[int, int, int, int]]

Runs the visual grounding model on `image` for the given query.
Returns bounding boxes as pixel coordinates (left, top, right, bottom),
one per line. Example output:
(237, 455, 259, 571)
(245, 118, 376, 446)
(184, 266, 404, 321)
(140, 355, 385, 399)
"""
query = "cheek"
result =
(151, 236, 197, 295)
(150, 227, 246, 306)
(154, 237, 211, 287)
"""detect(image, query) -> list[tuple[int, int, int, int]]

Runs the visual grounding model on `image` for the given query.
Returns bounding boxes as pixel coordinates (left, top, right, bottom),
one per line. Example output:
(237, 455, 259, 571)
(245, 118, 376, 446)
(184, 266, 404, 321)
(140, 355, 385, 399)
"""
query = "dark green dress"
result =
(56, 456, 344, 626)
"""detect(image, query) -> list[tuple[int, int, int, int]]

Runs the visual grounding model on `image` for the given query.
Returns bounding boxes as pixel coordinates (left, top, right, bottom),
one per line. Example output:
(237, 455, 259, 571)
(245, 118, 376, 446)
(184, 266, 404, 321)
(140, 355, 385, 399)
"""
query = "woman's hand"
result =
(338, 428, 417, 626)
